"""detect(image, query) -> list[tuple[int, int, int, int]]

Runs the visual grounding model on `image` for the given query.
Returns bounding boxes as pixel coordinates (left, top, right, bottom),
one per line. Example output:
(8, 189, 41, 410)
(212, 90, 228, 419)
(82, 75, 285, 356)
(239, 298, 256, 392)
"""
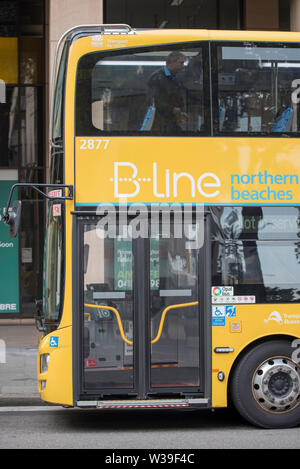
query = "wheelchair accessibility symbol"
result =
(212, 305, 236, 326)
(212, 306, 225, 317)
(49, 336, 59, 347)
(212, 306, 226, 326)
(214, 307, 224, 316)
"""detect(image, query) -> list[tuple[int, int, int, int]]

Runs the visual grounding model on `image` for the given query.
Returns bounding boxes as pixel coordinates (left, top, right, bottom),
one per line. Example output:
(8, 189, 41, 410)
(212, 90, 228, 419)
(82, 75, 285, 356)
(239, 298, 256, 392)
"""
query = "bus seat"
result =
(219, 106, 226, 131)
(140, 104, 156, 131)
(271, 107, 293, 132)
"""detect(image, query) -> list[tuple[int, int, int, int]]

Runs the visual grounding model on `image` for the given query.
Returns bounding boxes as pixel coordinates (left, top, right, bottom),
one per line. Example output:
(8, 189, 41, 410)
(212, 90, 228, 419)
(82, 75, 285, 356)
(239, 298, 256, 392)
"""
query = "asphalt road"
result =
(0, 324, 299, 451)
(0, 406, 299, 449)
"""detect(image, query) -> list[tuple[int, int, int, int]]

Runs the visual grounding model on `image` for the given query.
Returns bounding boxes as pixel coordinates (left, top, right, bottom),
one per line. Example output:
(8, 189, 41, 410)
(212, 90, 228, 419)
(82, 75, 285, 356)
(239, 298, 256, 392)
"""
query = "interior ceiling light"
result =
(171, 0, 184, 6)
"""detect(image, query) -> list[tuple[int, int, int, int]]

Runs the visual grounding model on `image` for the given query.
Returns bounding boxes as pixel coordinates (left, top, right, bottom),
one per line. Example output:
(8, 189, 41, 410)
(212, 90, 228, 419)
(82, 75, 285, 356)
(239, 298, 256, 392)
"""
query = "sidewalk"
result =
(0, 319, 42, 347)
(0, 319, 43, 402)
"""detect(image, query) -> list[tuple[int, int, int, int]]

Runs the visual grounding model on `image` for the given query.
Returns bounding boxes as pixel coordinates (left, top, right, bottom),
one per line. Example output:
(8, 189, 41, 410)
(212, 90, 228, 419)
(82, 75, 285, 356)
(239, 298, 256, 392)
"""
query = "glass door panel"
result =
(80, 219, 203, 396)
(83, 224, 134, 390)
(150, 224, 200, 389)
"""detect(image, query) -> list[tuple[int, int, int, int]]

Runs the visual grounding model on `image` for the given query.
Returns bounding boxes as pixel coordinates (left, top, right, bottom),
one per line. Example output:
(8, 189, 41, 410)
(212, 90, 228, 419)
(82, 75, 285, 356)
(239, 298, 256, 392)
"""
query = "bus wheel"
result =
(230, 340, 300, 428)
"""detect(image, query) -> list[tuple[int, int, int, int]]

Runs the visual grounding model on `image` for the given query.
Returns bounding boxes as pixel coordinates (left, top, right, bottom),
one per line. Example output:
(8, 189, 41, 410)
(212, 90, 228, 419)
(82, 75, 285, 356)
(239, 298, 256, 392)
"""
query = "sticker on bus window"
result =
(212, 286, 234, 297)
(85, 358, 97, 368)
(48, 189, 62, 198)
(53, 204, 61, 217)
(212, 296, 255, 304)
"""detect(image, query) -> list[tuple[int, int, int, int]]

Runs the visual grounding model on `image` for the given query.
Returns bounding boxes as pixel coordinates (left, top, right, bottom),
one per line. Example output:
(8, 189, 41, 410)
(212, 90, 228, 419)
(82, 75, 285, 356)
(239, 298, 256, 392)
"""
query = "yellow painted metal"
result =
(211, 305, 300, 407)
(74, 137, 300, 205)
(37, 326, 73, 406)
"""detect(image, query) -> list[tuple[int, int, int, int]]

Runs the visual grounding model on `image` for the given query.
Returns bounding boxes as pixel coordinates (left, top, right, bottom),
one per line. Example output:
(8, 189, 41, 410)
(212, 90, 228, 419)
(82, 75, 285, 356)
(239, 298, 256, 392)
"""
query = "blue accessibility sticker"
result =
(212, 317, 225, 326)
(49, 336, 59, 347)
(212, 306, 226, 326)
(226, 305, 236, 317)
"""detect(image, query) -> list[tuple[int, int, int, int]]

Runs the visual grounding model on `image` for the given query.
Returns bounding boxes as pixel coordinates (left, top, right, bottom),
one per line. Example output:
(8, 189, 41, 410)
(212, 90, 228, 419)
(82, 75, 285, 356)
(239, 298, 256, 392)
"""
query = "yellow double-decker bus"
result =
(4, 24, 300, 428)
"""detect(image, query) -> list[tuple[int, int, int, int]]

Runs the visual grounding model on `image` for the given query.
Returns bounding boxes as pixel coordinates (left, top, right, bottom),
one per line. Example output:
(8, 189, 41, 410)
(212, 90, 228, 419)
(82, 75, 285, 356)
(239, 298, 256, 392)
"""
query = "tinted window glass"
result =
(214, 43, 300, 135)
(211, 206, 300, 303)
(212, 240, 300, 303)
(0, 87, 18, 166)
(211, 206, 300, 240)
(83, 224, 134, 389)
(43, 201, 64, 324)
(76, 44, 208, 136)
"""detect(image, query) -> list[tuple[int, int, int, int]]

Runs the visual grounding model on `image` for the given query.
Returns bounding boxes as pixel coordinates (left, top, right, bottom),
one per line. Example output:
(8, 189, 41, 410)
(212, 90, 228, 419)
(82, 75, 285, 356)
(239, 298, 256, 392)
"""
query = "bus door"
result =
(80, 215, 206, 398)
(148, 220, 203, 392)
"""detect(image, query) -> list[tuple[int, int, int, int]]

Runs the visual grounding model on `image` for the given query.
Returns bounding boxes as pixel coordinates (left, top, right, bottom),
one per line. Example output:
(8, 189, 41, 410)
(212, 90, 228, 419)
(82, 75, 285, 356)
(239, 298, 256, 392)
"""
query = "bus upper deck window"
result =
(214, 43, 300, 135)
(76, 44, 208, 136)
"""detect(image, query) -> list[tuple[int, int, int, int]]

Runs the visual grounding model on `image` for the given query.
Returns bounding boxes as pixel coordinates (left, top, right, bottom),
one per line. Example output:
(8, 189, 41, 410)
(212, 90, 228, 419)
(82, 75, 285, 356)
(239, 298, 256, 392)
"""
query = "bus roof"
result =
(66, 25, 300, 44)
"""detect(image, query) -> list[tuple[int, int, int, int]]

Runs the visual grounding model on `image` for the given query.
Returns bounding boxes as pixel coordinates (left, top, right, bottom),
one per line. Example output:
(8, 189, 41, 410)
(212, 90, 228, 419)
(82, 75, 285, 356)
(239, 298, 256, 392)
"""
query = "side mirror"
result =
(4, 200, 22, 238)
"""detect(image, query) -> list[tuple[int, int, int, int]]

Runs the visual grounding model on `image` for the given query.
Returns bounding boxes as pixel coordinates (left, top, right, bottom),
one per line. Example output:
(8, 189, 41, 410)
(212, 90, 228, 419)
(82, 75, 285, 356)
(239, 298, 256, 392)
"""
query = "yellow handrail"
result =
(151, 301, 199, 344)
(84, 301, 199, 346)
(85, 303, 133, 345)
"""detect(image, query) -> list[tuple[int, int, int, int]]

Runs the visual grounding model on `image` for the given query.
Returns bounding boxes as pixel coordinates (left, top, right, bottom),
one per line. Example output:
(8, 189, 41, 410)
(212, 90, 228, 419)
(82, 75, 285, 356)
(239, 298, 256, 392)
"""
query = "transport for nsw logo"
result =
(264, 311, 300, 325)
(264, 311, 284, 325)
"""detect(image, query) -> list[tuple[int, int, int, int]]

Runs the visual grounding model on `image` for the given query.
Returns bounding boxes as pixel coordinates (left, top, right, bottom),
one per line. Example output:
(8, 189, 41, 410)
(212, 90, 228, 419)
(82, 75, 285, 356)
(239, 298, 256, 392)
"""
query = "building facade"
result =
(0, 0, 299, 317)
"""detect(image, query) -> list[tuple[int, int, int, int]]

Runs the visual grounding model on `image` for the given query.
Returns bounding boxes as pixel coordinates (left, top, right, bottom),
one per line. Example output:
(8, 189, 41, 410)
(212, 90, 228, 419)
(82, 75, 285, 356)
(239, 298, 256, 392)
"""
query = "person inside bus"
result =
(143, 51, 188, 134)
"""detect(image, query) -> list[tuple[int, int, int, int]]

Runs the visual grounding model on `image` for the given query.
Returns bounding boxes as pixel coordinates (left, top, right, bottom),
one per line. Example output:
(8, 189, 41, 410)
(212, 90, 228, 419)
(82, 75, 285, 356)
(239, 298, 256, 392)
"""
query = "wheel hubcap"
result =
(252, 357, 300, 413)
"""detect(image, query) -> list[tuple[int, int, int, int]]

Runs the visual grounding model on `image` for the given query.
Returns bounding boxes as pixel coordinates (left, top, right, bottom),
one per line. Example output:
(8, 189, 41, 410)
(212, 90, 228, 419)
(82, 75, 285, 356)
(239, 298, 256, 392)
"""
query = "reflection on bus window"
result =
(76, 45, 206, 136)
(211, 206, 300, 240)
(211, 206, 300, 303)
(44, 203, 63, 324)
(83, 224, 134, 389)
(215, 44, 300, 134)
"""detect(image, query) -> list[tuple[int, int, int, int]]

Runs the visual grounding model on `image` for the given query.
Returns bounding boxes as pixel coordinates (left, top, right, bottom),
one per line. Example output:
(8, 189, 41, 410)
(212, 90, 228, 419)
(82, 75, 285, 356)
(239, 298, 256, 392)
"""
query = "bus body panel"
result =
(38, 326, 73, 406)
(211, 304, 300, 407)
(74, 136, 300, 206)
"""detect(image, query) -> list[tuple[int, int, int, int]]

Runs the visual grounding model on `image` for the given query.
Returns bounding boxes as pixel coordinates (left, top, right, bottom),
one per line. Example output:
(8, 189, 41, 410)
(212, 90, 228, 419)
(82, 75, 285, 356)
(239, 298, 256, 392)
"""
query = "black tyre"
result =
(230, 340, 300, 429)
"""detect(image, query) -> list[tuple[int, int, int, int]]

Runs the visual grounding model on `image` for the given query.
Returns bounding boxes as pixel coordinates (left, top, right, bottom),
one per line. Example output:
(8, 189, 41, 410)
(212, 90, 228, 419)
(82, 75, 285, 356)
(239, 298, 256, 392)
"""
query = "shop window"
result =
(0, 1, 17, 36)
(20, 37, 43, 84)
(20, 86, 43, 168)
(20, 0, 44, 36)
(0, 0, 45, 315)
(0, 37, 18, 84)
(0, 87, 18, 167)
